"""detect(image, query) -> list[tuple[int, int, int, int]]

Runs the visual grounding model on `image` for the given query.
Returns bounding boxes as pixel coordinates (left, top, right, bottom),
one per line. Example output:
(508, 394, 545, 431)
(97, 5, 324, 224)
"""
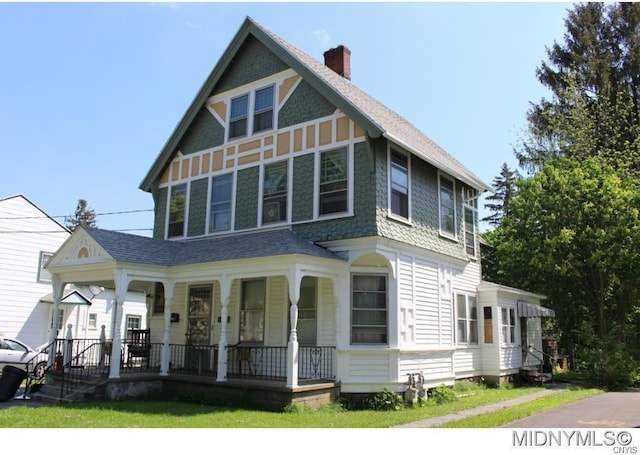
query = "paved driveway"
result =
(503, 391, 640, 428)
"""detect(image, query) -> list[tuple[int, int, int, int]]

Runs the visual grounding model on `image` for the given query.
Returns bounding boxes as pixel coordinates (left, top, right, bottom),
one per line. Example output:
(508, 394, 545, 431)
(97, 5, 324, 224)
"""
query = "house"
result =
(0, 195, 147, 351)
(44, 17, 554, 405)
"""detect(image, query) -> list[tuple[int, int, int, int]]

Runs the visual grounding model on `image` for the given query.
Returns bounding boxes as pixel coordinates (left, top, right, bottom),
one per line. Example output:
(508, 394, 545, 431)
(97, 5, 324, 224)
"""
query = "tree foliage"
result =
(495, 158, 640, 377)
(481, 162, 521, 227)
(517, 2, 640, 175)
(64, 199, 97, 231)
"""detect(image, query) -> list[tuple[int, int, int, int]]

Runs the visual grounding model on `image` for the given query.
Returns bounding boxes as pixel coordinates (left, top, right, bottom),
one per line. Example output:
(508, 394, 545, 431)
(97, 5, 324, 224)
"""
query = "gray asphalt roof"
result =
(82, 227, 343, 267)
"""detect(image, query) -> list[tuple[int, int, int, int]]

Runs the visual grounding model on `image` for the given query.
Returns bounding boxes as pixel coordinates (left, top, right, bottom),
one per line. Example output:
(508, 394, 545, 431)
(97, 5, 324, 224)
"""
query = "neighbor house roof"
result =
(140, 16, 491, 193)
(82, 226, 343, 267)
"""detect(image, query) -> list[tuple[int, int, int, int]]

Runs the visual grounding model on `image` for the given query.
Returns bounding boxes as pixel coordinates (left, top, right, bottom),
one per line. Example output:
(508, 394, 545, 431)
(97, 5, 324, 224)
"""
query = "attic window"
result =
(229, 94, 249, 139)
(253, 85, 274, 133)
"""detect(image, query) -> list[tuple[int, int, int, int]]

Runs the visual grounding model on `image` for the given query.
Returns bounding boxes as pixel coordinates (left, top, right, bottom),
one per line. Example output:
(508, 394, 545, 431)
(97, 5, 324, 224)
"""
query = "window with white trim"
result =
(319, 147, 348, 216)
(390, 149, 409, 219)
(464, 188, 478, 257)
(126, 315, 142, 331)
(51, 308, 65, 332)
(439, 174, 455, 237)
(351, 274, 387, 344)
(262, 160, 287, 224)
(168, 183, 187, 238)
(297, 277, 317, 346)
(37, 251, 53, 283)
(229, 94, 249, 139)
(210, 173, 233, 232)
(253, 85, 274, 133)
(240, 279, 266, 344)
(456, 293, 478, 344)
(88, 313, 97, 330)
(501, 307, 516, 344)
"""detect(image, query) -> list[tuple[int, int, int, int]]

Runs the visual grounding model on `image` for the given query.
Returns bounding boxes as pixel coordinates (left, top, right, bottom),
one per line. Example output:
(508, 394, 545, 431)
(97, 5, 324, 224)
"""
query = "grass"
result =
(435, 387, 603, 428)
(0, 384, 547, 428)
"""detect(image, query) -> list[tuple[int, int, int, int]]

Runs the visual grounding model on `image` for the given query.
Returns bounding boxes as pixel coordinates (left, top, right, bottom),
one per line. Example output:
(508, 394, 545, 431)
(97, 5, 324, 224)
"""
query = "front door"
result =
(186, 285, 212, 372)
(187, 285, 212, 345)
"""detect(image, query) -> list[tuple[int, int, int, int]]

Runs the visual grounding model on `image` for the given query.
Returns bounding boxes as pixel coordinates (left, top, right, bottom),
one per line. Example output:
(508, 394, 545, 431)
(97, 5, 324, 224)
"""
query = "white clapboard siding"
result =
(317, 277, 335, 346)
(399, 351, 455, 385)
(346, 351, 390, 382)
(265, 276, 286, 346)
(0, 196, 69, 347)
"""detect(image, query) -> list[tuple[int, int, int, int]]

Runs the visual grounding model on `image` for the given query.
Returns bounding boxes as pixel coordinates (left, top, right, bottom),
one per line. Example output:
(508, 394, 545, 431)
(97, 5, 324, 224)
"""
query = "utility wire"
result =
(0, 208, 154, 220)
(0, 228, 153, 234)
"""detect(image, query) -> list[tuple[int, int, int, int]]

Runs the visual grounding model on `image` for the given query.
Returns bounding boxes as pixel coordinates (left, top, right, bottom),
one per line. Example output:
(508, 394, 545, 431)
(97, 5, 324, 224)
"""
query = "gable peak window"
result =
(390, 150, 409, 219)
(229, 94, 249, 140)
(253, 85, 274, 134)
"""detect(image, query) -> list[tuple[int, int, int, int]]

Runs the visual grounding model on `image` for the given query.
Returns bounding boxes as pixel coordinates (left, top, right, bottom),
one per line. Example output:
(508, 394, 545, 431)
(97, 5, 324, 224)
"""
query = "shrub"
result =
(429, 384, 458, 405)
(368, 388, 405, 411)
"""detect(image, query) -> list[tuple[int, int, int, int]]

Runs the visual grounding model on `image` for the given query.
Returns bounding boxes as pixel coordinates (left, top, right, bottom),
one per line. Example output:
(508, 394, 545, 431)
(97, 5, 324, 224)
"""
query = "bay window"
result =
(456, 293, 478, 344)
(351, 274, 387, 344)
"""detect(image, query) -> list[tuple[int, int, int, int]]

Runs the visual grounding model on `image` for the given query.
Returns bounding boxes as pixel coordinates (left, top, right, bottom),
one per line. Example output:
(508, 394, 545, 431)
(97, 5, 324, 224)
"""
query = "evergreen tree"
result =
(517, 2, 640, 175)
(65, 199, 97, 231)
(481, 162, 521, 227)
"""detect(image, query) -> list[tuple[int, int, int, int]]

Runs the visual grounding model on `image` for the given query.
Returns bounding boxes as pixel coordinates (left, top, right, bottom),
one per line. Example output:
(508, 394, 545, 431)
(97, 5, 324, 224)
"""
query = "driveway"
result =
(503, 391, 640, 428)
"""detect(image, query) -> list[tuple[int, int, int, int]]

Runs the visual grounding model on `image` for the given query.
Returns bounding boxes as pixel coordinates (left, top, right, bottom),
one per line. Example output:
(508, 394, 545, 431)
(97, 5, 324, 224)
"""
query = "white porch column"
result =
(216, 276, 232, 382)
(160, 280, 175, 376)
(287, 268, 302, 388)
(109, 269, 129, 379)
(48, 276, 65, 367)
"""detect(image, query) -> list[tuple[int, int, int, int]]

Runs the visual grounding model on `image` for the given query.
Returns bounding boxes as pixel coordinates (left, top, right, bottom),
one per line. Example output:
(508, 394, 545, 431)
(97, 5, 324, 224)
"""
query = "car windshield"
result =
(3, 340, 28, 353)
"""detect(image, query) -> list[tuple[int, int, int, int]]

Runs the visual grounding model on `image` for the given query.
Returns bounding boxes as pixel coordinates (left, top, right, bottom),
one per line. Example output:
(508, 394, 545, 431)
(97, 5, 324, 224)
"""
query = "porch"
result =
(34, 334, 337, 408)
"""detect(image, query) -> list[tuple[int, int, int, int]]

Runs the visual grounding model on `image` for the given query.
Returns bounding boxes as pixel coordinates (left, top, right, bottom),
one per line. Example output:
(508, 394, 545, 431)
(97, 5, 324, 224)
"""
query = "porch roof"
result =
(82, 227, 344, 267)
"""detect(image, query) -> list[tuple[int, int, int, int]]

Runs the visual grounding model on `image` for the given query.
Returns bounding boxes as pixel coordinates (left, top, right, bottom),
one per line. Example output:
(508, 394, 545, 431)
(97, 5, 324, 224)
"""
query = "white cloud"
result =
(185, 21, 197, 29)
(312, 29, 331, 45)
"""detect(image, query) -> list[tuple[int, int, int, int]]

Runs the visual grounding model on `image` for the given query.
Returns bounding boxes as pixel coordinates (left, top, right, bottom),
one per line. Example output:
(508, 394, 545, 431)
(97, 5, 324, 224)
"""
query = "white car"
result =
(0, 338, 49, 379)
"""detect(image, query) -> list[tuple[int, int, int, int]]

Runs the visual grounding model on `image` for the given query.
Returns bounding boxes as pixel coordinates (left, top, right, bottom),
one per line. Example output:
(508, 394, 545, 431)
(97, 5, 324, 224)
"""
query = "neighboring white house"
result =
(0, 195, 147, 348)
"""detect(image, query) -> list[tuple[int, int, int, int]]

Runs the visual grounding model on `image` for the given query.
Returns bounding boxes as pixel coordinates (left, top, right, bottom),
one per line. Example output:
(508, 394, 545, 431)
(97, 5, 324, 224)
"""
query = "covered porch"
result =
(43, 227, 346, 400)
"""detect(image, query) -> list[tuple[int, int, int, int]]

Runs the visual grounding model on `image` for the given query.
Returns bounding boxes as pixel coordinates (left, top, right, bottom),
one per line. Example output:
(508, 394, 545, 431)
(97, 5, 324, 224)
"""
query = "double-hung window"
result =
(501, 307, 516, 344)
(210, 173, 232, 232)
(439, 174, 455, 237)
(228, 85, 274, 140)
(262, 160, 287, 224)
(229, 94, 249, 140)
(37, 251, 53, 283)
(351, 275, 387, 344)
(464, 188, 478, 257)
(390, 150, 409, 219)
(319, 148, 348, 216)
(456, 294, 478, 344)
(168, 184, 187, 238)
(240, 279, 266, 344)
(253, 86, 274, 133)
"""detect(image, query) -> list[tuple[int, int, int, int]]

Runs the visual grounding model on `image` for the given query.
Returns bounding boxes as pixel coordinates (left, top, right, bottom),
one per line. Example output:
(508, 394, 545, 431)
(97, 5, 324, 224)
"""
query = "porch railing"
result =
(226, 345, 335, 382)
(168, 344, 218, 377)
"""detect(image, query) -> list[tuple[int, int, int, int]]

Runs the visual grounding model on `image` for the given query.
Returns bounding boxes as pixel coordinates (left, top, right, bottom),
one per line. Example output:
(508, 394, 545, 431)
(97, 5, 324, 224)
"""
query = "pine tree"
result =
(65, 199, 97, 231)
(481, 163, 520, 227)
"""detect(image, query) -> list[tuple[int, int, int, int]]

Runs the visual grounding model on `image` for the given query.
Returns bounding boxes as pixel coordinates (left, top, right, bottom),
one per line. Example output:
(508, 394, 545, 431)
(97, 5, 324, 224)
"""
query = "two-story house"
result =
(45, 17, 553, 405)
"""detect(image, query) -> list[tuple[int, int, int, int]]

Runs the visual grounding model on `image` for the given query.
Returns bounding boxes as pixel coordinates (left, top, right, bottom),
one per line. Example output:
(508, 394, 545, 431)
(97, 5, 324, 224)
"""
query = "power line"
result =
(0, 228, 153, 234)
(0, 208, 154, 220)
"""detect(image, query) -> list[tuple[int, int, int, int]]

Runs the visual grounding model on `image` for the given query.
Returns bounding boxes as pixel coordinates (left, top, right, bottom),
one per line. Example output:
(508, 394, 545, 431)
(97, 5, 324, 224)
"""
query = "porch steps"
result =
(519, 366, 552, 385)
(31, 373, 108, 404)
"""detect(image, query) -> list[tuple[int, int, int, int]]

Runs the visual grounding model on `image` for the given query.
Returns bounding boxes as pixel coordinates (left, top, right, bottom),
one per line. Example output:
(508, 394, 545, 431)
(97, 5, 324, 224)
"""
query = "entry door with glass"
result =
(187, 285, 212, 345)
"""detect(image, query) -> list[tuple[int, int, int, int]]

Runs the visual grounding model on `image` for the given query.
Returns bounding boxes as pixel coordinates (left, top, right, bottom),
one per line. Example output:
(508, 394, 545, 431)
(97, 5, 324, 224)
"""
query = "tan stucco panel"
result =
(306, 125, 315, 149)
(201, 152, 211, 174)
(191, 155, 200, 177)
(212, 101, 227, 122)
(336, 117, 350, 142)
(226, 159, 235, 169)
(277, 131, 290, 156)
(278, 75, 300, 105)
(354, 124, 365, 138)
(264, 149, 273, 159)
(293, 128, 303, 152)
(239, 140, 261, 153)
(213, 150, 224, 171)
(264, 135, 274, 146)
(319, 120, 332, 146)
(238, 153, 260, 165)
(181, 159, 190, 179)
(171, 161, 180, 181)
(159, 168, 170, 184)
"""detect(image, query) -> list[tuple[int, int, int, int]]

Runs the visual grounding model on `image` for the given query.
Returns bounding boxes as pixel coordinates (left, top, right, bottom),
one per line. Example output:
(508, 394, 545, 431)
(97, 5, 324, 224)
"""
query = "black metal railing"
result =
(168, 344, 218, 377)
(120, 342, 163, 373)
(226, 345, 287, 380)
(299, 346, 335, 382)
(54, 338, 111, 401)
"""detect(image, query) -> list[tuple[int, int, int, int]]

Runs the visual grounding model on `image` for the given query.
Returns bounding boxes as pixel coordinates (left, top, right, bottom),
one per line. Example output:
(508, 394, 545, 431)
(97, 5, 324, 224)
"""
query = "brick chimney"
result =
(323, 45, 351, 80)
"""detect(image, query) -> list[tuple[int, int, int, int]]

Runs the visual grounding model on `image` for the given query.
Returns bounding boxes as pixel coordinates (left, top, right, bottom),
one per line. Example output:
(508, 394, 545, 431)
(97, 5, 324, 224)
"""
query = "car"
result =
(0, 338, 49, 379)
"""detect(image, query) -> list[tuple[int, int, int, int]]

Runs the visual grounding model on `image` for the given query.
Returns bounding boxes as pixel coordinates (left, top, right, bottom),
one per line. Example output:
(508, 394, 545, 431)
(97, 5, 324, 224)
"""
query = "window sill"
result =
(439, 232, 458, 242)
(386, 212, 412, 227)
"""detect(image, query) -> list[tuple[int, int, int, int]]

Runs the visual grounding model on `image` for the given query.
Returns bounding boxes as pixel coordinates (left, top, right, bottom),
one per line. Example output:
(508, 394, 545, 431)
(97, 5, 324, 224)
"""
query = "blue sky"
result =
(0, 2, 572, 235)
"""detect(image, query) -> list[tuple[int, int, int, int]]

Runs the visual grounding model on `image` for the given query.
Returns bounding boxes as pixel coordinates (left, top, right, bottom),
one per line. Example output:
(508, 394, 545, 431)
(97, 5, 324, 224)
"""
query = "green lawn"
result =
(0, 385, 546, 428)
